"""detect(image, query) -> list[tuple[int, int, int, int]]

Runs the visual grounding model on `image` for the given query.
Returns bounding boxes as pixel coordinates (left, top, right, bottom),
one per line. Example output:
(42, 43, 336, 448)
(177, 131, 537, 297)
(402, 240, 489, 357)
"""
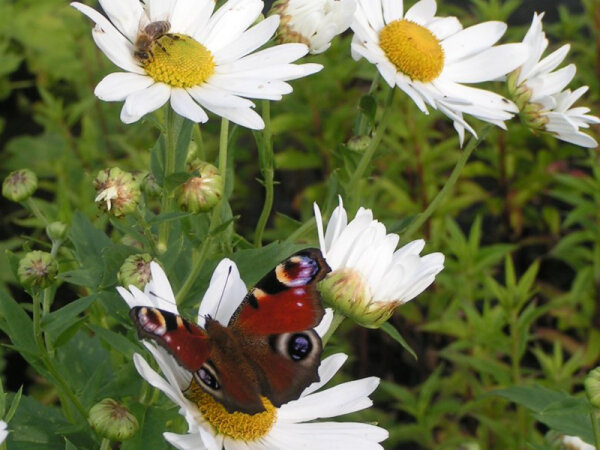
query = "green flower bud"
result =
(89, 398, 138, 442)
(118, 254, 152, 289)
(585, 367, 600, 409)
(18, 251, 58, 289)
(319, 269, 399, 329)
(176, 160, 223, 214)
(46, 221, 68, 242)
(94, 168, 141, 217)
(2, 169, 37, 202)
(347, 135, 372, 153)
(140, 173, 161, 199)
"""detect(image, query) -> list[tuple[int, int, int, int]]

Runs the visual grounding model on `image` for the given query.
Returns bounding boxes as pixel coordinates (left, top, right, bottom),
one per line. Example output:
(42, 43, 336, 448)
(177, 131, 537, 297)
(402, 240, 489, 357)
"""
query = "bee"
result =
(134, 20, 171, 62)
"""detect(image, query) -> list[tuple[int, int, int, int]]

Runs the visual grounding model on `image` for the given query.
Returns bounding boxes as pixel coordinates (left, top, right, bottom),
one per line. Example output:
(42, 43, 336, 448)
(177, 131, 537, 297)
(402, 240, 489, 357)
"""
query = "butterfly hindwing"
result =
(130, 306, 211, 371)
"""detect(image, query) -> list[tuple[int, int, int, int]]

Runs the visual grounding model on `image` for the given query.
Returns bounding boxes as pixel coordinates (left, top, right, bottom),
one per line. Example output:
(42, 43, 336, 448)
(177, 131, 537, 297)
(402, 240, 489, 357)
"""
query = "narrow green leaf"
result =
(41, 295, 96, 335)
(5, 385, 22, 422)
(380, 322, 417, 360)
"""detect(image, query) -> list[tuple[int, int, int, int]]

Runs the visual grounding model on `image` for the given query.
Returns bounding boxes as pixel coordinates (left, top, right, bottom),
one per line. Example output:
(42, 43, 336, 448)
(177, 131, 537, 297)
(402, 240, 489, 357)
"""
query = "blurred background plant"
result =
(0, 0, 599, 448)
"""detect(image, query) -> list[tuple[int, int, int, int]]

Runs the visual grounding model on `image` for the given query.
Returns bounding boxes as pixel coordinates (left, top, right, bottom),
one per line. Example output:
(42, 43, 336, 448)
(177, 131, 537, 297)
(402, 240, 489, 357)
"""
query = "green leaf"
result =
(41, 295, 96, 335)
(380, 322, 417, 360)
(5, 385, 23, 422)
(174, 118, 193, 171)
(0, 291, 38, 358)
(164, 172, 192, 192)
(358, 95, 377, 125)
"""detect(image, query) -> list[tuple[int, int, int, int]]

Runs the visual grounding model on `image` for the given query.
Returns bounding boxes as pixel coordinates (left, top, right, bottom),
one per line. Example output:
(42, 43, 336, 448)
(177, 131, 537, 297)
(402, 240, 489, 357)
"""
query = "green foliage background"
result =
(0, 0, 599, 449)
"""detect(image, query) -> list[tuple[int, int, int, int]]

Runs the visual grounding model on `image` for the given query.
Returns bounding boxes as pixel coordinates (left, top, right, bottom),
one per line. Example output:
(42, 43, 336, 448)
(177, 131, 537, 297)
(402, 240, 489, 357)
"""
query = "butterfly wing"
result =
(229, 248, 331, 408)
(130, 306, 211, 371)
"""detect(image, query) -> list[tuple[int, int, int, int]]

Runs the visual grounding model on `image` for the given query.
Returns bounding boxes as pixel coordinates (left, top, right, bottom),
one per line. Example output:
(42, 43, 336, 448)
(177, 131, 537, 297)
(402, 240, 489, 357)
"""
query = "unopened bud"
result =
(94, 168, 141, 217)
(319, 269, 399, 329)
(18, 251, 58, 289)
(176, 160, 222, 213)
(89, 398, 138, 442)
(46, 222, 68, 242)
(118, 254, 152, 289)
(2, 169, 37, 202)
(585, 366, 600, 409)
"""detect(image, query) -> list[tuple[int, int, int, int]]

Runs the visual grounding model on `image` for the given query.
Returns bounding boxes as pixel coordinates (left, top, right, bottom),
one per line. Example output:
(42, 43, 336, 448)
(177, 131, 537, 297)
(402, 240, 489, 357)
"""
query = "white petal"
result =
(121, 83, 171, 123)
(171, 89, 209, 123)
(356, 0, 384, 32)
(145, 261, 178, 312)
(203, 0, 263, 53)
(147, 0, 176, 22)
(208, 75, 291, 101)
(382, 0, 403, 24)
(163, 432, 208, 450)
(198, 258, 247, 326)
(443, 43, 528, 83)
(302, 353, 347, 396)
(442, 21, 506, 63)
(95, 72, 154, 101)
(170, 0, 212, 35)
(214, 15, 279, 65)
(313, 308, 333, 338)
(404, 0, 436, 25)
(133, 353, 187, 406)
(98, 0, 144, 42)
(428, 16, 462, 40)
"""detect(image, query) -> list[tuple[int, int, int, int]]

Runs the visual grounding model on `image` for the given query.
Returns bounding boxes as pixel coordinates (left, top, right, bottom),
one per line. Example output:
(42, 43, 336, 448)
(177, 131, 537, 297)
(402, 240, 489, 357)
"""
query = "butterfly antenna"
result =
(213, 265, 233, 319)
(147, 290, 177, 307)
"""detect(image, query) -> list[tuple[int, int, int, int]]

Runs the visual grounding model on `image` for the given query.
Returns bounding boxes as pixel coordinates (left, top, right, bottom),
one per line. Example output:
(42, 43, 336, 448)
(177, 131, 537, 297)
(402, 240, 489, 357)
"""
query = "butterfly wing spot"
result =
(269, 331, 321, 363)
(135, 307, 167, 336)
(195, 362, 221, 392)
(275, 255, 319, 287)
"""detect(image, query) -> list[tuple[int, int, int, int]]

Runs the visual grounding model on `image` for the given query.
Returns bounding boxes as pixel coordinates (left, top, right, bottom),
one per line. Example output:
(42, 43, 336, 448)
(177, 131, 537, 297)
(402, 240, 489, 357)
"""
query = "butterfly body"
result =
(130, 248, 330, 414)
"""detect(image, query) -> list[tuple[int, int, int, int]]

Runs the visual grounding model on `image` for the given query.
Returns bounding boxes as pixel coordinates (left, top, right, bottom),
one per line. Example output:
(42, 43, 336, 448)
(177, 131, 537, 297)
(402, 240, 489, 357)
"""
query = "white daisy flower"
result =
(351, 0, 528, 144)
(508, 12, 599, 148)
(119, 260, 387, 449)
(314, 198, 444, 328)
(71, 0, 322, 129)
(270, 0, 356, 54)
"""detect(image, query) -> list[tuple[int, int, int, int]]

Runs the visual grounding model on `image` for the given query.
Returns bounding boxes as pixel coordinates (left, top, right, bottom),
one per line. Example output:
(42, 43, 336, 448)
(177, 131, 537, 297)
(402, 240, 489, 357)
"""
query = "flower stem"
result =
(348, 87, 396, 211)
(322, 311, 346, 346)
(401, 128, 488, 242)
(25, 198, 48, 225)
(158, 108, 178, 253)
(100, 438, 111, 450)
(254, 101, 274, 247)
(591, 410, 600, 450)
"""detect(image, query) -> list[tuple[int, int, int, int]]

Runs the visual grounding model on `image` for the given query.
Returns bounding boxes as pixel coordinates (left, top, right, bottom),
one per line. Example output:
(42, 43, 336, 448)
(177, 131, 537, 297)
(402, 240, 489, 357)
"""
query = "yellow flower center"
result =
(379, 19, 444, 82)
(142, 34, 215, 88)
(185, 380, 277, 441)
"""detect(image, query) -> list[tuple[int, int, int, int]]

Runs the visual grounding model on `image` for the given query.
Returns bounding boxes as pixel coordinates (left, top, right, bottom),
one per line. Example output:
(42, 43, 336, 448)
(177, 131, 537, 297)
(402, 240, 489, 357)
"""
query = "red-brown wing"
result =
(130, 307, 211, 371)
(229, 248, 330, 335)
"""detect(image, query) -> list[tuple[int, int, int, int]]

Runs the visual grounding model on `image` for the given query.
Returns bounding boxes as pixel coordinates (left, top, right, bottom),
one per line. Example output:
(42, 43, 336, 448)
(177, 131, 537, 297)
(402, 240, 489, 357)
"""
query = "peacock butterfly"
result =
(130, 248, 331, 415)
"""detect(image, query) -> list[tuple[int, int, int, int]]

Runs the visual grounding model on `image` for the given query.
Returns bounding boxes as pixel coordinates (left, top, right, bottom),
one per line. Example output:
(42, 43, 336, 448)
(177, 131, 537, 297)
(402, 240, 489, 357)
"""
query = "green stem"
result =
(254, 101, 274, 247)
(591, 410, 600, 450)
(42, 288, 54, 356)
(32, 292, 87, 421)
(193, 123, 205, 160)
(100, 438, 111, 450)
(322, 311, 346, 346)
(355, 73, 380, 136)
(158, 108, 178, 253)
(175, 236, 212, 305)
(401, 129, 488, 242)
(348, 87, 396, 210)
(25, 198, 47, 225)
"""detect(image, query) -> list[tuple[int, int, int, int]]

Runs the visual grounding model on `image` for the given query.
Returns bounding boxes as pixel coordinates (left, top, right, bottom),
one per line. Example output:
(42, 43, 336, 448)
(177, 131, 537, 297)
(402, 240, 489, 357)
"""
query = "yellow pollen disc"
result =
(185, 380, 277, 441)
(379, 19, 444, 82)
(143, 34, 215, 88)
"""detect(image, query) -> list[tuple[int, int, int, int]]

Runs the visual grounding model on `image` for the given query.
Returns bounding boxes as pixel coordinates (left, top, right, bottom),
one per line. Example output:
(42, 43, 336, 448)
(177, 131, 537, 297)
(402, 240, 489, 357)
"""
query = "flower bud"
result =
(270, 0, 355, 54)
(18, 251, 58, 289)
(118, 254, 153, 289)
(2, 169, 37, 202)
(46, 221, 68, 242)
(89, 398, 138, 442)
(176, 160, 222, 213)
(319, 269, 399, 329)
(94, 168, 141, 217)
(347, 135, 372, 153)
(585, 366, 600, 409)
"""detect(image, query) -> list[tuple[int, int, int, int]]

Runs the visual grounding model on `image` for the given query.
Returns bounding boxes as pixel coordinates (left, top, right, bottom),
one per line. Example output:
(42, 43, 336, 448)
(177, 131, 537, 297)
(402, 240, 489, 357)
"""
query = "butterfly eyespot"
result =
(287, 333, 312, 361)
(197, 364, 220, 391)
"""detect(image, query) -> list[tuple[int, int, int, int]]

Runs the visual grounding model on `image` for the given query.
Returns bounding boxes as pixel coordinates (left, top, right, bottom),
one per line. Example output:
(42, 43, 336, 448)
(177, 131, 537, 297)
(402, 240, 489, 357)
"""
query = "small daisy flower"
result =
(118, 260, 388, 449)
(270, 0, 356, 54)
(72, 0, 322, 129)
(314, 198, 444, 328)
(351, 0, 528, 144)
(508, 13, 599, 148)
